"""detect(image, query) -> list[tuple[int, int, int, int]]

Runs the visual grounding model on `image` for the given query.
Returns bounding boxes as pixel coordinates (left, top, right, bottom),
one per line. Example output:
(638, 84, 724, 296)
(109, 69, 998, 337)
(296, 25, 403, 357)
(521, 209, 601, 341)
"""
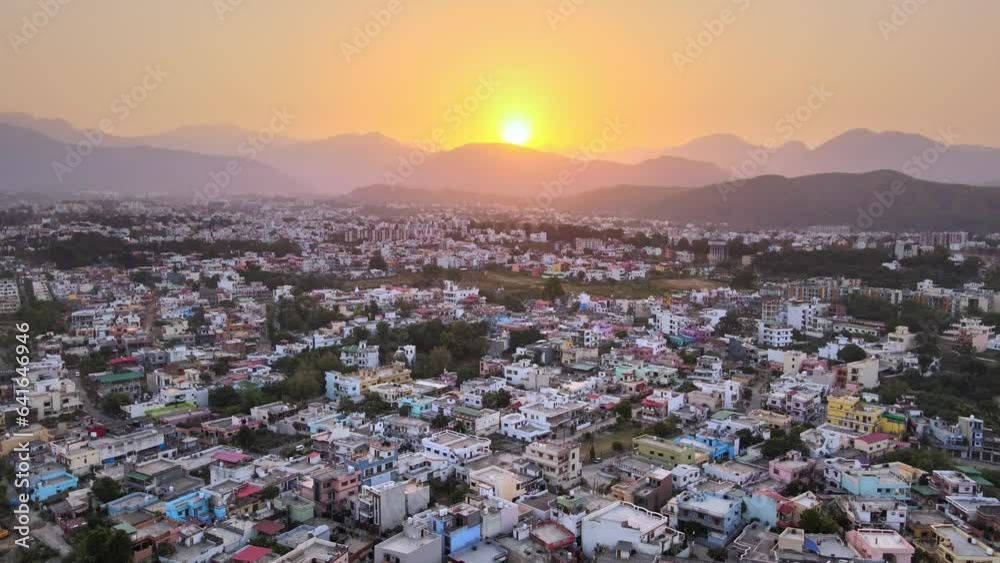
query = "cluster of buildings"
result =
(2, 201, 1000, 562)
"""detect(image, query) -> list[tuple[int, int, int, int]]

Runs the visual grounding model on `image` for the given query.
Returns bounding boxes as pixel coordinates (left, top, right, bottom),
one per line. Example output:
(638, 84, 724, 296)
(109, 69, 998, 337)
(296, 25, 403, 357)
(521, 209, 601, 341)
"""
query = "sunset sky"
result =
(4, 0, 999, 151)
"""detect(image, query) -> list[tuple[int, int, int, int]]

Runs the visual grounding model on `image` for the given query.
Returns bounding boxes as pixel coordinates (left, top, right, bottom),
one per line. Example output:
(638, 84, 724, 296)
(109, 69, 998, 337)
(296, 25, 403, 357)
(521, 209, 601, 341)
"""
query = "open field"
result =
(588, 423, 648, 458)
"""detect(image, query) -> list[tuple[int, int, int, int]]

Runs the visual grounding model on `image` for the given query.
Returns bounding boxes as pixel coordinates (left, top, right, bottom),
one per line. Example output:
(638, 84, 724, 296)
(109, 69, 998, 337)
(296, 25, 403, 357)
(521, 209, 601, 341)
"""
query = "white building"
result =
(758, 321, 794, 348)
(421, 431, 491, 463)
(581, 501, 684, 558)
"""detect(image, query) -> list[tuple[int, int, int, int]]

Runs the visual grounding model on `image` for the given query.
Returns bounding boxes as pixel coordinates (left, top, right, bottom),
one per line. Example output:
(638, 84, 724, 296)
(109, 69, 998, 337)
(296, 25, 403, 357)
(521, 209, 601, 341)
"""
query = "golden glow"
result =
(501, 119, 532, 145)
(3, 2, 999, 148)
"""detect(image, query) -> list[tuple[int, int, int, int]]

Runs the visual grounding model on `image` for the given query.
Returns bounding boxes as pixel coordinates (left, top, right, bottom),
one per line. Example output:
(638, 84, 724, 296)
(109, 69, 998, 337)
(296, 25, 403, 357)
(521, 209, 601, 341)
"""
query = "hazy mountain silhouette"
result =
(0, 124, 307, 198)
(663, 129, 1000, 185)
(559, 170, 1000, 231)
(4, 112, 1000, 200)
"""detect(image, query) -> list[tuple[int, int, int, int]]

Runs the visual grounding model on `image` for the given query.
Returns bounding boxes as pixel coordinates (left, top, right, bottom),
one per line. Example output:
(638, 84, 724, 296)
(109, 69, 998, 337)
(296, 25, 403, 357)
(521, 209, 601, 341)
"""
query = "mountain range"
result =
(555, 171, 1000, 231)
(3, 112, 1000, 209)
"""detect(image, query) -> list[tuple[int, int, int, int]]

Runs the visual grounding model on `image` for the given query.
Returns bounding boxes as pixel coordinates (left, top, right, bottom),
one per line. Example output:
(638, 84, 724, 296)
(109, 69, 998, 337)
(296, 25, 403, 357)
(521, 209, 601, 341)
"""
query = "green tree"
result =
(542, 277, 565, 301)
(837, 344, 867, 363)
(482, 389, 512, 409)
(99, 393, 131, 417)
(91, 477, 123, 503)
(613, 401, 633, 422)
(337, 396, 357, 413)
(360, 393, 392, 419)
(731, 269, 757, 290)
(369, 252, 388, 270)
(428, 346, 454, 375)
(209, 386, 240, 408)
(798, 507, 839, 534)
(71, 526, 134, 563)
(287, 367, 323, 401)
(233, 425, 256, 450)
(431, 411, 449, 429)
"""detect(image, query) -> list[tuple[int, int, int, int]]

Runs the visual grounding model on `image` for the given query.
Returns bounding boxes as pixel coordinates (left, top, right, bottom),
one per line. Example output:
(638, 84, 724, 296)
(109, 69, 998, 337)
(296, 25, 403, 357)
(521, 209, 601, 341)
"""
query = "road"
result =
(3, 484, 71, 556)
(747, 372, 770, 412)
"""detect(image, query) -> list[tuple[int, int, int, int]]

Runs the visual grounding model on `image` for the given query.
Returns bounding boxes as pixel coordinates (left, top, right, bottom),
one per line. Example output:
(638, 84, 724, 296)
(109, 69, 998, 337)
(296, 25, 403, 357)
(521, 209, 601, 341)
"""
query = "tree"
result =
(613, 401, 633, 422)
(91, 477, 123, 503)
(71, 526, 134, 563)
(99, 393, 131, 417)
(713, 311, 743, 337)
(708, 547, 729, 561)
(233, 425, 256, 450)
(482, 389, 512, 409)
(209, 386, 240, 408)
(337, 396, 357, 413)
(431, 411, 449, 429)
(360, 393, 392, 419)
(428, 346, 454, 375)
(287, 367, 323, 401)
(798, 507, 839, 534)
(731, 269, 757, 290)
(261, 485, 279, 500)
(369, 251, 388, 271)
(650, 417, 679, 438)
(611, 440, 624, 452)
(398, 404, 413, 417)
(542, 277, 565, 301)
(837, 344, 867, 363)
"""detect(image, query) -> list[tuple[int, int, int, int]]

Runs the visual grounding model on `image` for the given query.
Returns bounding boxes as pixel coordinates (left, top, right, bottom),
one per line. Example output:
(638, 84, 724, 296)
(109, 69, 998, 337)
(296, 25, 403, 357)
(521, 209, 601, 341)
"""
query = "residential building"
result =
(524, 441, 581, 489)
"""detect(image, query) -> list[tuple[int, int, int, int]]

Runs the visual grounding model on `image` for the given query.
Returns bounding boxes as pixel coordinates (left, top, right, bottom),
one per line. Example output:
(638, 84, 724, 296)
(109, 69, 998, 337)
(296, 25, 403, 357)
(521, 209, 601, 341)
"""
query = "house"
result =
(845, 529, 915, 563)
(340, 340, 380, 369)
(581, 501, 684, 558)
(31, 470, 79, 501)
(632, 434, 710, 467)
(665, 490, 743, 546)
(421, 431, 491, 464)
(926, 524, 998, 563)
(854, 432, 897, 458)
(524, 441, 581, 489)
(374, 520, 443, 563)
(768, 451, 816, 484)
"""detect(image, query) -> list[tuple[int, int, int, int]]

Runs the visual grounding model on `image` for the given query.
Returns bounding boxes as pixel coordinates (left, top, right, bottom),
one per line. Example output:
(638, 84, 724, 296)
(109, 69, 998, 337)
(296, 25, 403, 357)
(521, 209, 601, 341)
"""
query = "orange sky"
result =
(4, 0, 999, 150)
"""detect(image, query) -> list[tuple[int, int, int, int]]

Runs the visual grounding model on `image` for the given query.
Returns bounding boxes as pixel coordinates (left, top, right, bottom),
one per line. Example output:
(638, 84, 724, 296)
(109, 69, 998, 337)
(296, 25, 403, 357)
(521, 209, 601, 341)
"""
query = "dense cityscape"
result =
(1, 197, 999, 563)
(6, 1, 1000, 562)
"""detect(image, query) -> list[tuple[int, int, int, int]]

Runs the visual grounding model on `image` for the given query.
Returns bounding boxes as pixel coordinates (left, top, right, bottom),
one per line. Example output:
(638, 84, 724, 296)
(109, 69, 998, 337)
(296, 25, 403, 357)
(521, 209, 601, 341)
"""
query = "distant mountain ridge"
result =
(557, 170, 1000, 231)
(662, 128, 1000, 186)
(0, 124, 308, 198)
(4, 112, 1000, 207)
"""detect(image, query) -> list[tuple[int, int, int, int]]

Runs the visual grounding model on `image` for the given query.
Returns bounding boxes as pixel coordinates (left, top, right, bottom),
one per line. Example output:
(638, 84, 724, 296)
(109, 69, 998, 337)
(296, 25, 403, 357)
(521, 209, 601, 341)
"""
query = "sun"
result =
(501, 120, 532, 145)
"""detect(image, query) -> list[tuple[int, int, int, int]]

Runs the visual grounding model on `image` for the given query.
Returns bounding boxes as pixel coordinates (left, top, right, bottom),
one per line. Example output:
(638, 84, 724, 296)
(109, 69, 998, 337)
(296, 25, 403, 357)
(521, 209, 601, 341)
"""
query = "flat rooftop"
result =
(934, 525, 994, 557)
(854, 529, 911, 551)
(592, 502, 667, 532)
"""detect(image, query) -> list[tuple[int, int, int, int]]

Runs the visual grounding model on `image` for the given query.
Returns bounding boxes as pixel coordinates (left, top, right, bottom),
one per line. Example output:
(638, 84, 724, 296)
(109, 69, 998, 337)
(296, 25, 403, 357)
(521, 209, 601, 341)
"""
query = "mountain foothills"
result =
(3, 113, 1000, 229)
(556, 171, 1000, 231)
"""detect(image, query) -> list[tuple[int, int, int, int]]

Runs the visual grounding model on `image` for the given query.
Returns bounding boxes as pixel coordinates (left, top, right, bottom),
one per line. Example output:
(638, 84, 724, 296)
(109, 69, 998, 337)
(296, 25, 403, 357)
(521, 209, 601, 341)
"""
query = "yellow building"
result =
(632, 435, 710, 467)
(827, 395, 901, 435)
(928, 524, 999, 563)
(879, 411, 907, 435)
(1, 424, 53, 456)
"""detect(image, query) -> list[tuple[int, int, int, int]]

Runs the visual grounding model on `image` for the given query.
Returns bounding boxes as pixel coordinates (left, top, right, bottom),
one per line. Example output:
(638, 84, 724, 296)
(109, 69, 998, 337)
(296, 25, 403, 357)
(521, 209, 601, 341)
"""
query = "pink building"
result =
(767, 451, 816, 484)
(846, 529, 914, 563)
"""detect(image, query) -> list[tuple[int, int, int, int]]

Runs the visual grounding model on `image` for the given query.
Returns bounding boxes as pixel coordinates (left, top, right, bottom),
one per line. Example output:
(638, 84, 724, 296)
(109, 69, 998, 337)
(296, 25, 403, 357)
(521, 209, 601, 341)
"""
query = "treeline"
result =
(881, 356, 1000, 428)
(754, 248, 983, 289)
(31, 234, 302, 269)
